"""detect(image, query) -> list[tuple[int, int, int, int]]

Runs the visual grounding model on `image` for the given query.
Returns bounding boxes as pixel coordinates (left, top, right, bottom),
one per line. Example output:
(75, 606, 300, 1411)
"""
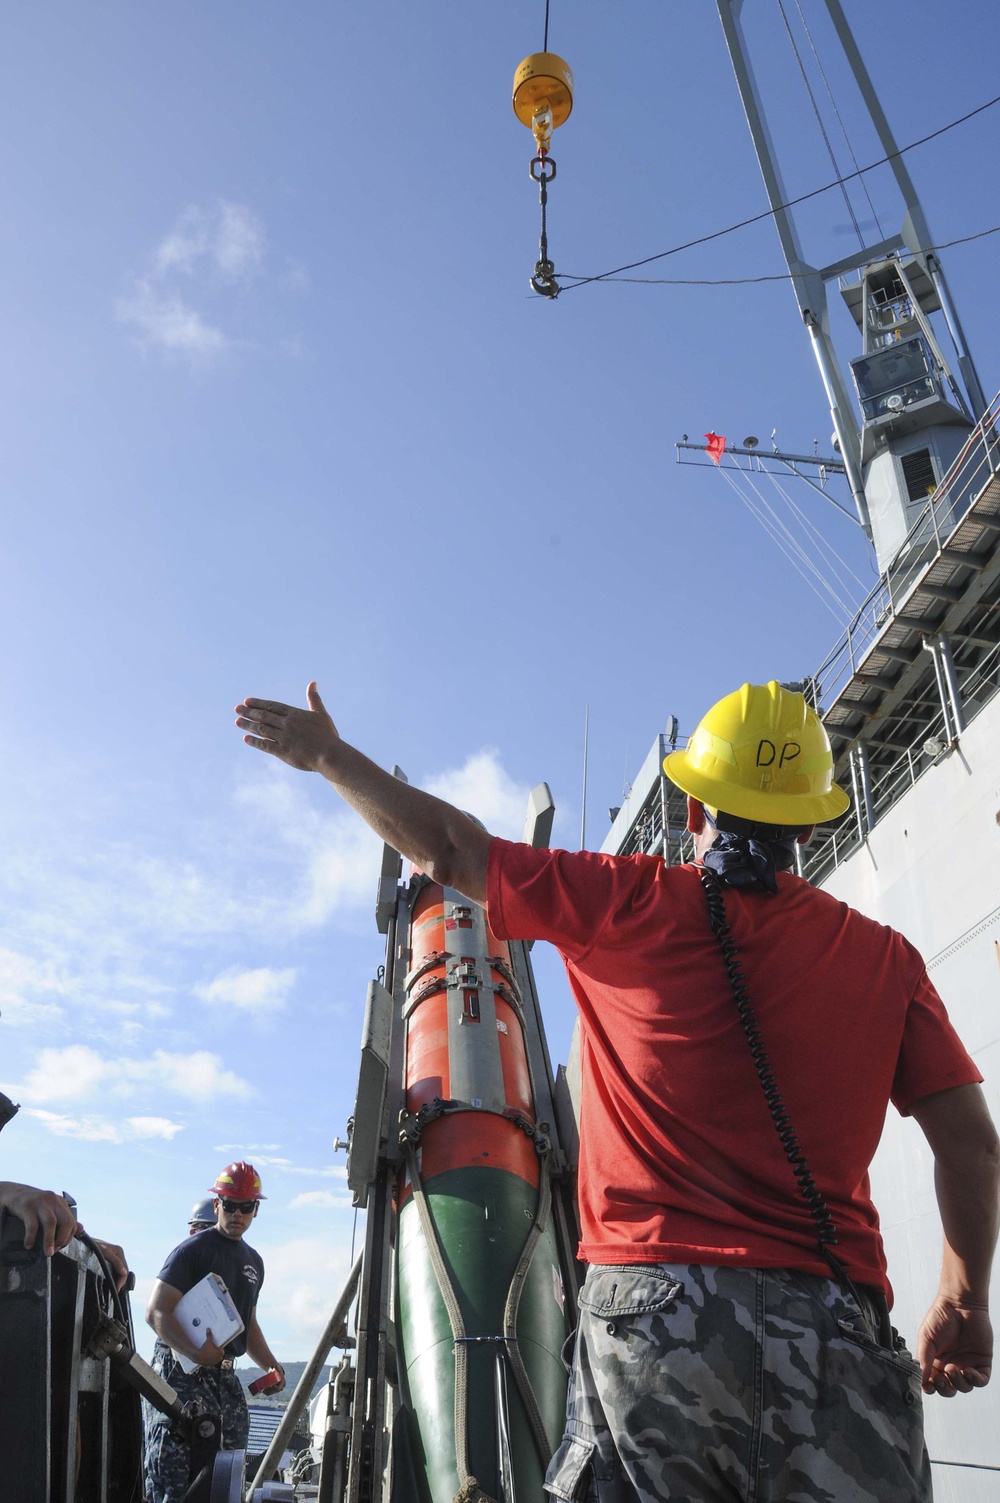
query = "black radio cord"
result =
(699, 866, 852, 1286)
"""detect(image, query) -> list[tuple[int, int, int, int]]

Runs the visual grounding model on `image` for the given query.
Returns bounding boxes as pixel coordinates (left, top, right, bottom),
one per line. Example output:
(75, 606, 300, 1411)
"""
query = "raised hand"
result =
(917, 1297, 993, 1395)
(235, 682, 340, 774)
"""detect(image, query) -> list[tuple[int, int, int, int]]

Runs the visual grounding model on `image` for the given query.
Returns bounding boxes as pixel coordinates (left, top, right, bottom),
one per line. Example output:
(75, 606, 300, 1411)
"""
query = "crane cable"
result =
(777, 0, 866, 249)
(512, 6, 573, 298)
(791, 0, 885, 241)
(555, 88, 1000, 293)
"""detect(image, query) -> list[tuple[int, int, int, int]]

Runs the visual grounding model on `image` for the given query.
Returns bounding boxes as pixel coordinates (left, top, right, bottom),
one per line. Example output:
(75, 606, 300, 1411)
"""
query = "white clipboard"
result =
(172, 1272, 244, 1374)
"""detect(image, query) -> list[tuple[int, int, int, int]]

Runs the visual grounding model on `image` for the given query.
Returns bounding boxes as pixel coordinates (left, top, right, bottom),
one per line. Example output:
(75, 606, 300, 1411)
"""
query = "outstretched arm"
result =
(235, 683, 493, 906)
(911, 1083, 1000, 1396)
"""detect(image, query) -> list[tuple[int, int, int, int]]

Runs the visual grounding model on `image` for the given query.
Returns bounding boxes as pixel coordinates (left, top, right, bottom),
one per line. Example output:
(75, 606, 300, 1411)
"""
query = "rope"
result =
(543, 0, 550, 52)
(501, 1149, 555, 1470)
(400, 1117, 557, 1492)
(400, 1136, 498, 1503)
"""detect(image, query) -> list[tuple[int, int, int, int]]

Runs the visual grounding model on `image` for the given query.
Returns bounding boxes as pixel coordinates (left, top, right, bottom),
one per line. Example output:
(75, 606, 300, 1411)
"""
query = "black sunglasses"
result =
(218, 1197, 258, 1215)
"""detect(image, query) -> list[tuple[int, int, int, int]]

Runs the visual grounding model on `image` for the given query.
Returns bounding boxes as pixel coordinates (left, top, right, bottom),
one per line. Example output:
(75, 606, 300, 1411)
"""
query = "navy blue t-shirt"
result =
(157, 1228, 264, 1357)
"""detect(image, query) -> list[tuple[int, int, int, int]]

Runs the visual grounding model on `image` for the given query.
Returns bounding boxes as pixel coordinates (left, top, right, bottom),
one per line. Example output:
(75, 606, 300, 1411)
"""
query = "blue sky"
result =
(2, 1, 997, 1359)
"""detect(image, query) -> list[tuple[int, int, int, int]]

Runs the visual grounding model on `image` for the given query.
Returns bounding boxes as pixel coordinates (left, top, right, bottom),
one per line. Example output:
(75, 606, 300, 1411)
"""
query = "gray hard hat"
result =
(188, 1195, 217, 1231)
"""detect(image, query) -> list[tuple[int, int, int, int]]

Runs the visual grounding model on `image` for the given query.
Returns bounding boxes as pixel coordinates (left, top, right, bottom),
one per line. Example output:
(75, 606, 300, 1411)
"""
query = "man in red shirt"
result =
(235, 680, 998, 1503)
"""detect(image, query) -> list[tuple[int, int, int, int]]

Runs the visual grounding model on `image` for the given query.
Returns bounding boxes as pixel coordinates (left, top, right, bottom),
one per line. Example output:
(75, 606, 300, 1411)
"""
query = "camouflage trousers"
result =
(545, 1264, 931, 1503)
(144, 1342, 249, 1503)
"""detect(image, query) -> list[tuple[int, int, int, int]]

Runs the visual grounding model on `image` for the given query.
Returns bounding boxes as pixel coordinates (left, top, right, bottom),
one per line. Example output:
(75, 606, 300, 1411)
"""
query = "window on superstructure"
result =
(900, 448, 936, 502)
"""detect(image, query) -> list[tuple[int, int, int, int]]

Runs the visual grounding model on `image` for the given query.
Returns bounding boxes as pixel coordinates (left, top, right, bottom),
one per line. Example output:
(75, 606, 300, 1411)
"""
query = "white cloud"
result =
(153, 201, 265, 282)
(126, 1116, 185, 1140)
(118, 201, 266, 361)
(153, 206, 211, 276)
(24, 1107, 184, 1143)
(213, 1143, 281, 1153)
(289, 1189, 354, 1210)
(232, 775, 383, 927)
(424, 750, 531, 840)
(0, 947, 69, 1028)
(116, 279, 228, 359)
(194, 965, 296, 1013)
(256, 1237, 358, 1346)
(12, 1045, 250, 1106)
(219, 1153, 347, 1180)
(214, 201, 265, 279)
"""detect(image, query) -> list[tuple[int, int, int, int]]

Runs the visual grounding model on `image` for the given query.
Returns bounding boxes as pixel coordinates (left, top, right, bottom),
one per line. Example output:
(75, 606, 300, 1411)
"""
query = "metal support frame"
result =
(854, 743, 876, 832)
(345, 894, 409, 1503)
(920, 634, 962, 748)
(0, 1215, 178, 1503)
(935, 631, 967, 735)
(714, 0, 988, 533)
(246, 1257, 363, 1502)
(715, 0, 870, 530)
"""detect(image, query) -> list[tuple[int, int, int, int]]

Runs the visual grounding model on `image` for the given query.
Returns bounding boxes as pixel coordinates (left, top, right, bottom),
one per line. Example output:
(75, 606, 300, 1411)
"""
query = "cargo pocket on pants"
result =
(545, 1436, 596, 1501)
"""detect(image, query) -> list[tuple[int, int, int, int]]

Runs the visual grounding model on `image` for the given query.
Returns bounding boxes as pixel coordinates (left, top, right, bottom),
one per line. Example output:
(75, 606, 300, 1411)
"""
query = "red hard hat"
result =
(209, 1161, 266, 1201)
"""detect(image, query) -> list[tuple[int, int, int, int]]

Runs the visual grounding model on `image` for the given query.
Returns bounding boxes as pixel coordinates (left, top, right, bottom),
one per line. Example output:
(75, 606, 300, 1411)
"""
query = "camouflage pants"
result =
(545, 1264, 930, 1503)
(144, 1342, 249, 1503)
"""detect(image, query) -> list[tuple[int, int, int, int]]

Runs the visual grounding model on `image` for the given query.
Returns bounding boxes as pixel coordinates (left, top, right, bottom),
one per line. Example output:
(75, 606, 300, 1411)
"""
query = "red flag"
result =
(705, 432, 727, 465)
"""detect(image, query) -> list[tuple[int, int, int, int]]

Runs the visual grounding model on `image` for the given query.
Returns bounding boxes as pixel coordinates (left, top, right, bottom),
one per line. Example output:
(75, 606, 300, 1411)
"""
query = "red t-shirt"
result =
(487, 838, 981, 1298)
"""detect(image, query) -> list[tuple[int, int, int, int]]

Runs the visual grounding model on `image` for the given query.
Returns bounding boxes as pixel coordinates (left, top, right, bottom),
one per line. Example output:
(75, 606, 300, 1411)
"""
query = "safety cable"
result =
(777, 0, 865, 248)
(557, 89, 1000, 291)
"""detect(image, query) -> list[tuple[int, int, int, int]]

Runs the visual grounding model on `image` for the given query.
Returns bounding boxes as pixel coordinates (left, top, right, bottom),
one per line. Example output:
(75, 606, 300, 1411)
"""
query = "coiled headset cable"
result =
(699, 865, 853, 1287)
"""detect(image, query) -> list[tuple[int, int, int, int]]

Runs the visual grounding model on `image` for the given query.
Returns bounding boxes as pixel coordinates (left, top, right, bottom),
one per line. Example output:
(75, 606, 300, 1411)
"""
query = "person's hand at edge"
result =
(83, 1231, 130, 1292)
(0, 1182, 77, 1257)
(917, 1296, 992, 1395)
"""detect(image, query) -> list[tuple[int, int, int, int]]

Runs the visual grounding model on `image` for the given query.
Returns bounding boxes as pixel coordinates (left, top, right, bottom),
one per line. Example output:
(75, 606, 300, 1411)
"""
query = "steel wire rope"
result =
(720, 462, 857, 610)
(558, 224, 1000, 285)
(792, 0, 885, 239)
(762, 467, 869, 596)
(716, 464, 853, 620)
(760, 468, 865, 599)
(718, 468, 848, 622)
(555, 90, 1000, 291)
(777, 0, 865, 248)
(738, 466, 860, 614)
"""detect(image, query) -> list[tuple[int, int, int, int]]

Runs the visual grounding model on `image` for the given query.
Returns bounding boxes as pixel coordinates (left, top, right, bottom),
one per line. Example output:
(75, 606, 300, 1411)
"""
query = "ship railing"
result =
(808, 388, 1000, 713)
(802, 634, 1000, 886)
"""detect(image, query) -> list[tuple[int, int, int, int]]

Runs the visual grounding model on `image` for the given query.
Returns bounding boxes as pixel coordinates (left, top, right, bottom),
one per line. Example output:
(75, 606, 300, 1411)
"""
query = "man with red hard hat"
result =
(235, 679, 998, 1503)
(145, 1160, 284, 1503)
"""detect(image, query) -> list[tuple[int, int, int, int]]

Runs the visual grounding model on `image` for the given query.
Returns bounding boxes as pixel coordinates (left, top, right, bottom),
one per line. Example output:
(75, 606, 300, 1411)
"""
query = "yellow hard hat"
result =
(663, 681, 850, 824)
